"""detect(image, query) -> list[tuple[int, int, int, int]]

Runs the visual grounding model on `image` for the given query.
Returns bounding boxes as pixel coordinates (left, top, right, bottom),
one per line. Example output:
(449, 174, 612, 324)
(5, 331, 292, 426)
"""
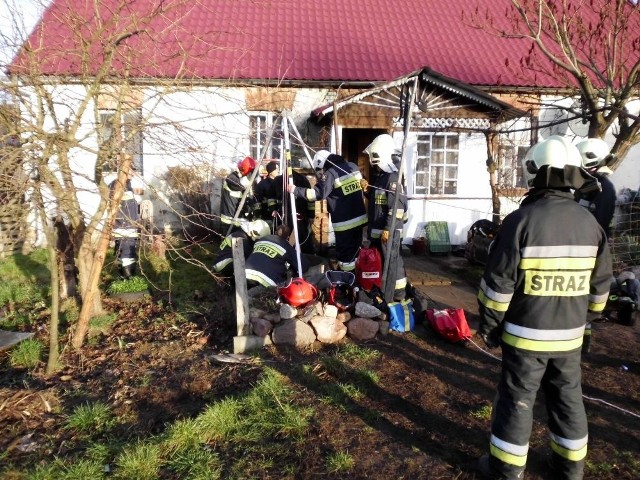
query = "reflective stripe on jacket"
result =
(477, 189, 612, 355)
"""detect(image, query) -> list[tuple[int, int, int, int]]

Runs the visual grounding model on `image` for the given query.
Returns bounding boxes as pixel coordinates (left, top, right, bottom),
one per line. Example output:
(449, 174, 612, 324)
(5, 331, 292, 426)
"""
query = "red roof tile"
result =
(10, 0, 638, 88)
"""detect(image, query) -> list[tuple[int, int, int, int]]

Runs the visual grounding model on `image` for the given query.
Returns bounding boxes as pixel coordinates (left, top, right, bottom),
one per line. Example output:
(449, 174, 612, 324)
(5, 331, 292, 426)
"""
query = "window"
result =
(414, 133, 459, 195)
(497, 144, 528, 189)
(98, 110, 143, 173)
(249, 113, 282, 162)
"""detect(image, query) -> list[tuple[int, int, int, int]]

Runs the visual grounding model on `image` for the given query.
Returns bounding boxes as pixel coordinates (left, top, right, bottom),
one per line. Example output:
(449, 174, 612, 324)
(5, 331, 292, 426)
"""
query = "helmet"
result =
(324, 270, 357, 312)
(364, 134, 398, 173)
(313, 150, 331, 170)
(241, 219, 270, 240)
(278, 277, 319, 308)
(238, 156, 257, 176)
(525, 135, 582, 172)
(576, 138, 610, 169)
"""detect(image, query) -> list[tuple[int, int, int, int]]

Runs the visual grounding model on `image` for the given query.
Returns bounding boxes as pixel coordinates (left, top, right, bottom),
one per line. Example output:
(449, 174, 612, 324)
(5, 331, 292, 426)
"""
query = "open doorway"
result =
(341, 128, 387, 182)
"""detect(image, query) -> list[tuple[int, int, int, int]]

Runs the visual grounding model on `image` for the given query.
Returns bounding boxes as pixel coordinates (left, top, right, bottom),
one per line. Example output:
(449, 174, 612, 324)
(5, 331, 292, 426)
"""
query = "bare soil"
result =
(1, 254, 639, 479)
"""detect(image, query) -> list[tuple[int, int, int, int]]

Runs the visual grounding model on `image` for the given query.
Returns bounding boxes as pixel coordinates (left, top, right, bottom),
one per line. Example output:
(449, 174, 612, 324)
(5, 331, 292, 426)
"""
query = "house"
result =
(7, 0, 640, 247)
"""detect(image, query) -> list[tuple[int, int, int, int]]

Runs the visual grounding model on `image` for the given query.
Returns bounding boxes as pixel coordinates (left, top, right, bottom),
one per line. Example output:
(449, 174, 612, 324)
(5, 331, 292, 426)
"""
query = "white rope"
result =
(467, 337, 640, 418)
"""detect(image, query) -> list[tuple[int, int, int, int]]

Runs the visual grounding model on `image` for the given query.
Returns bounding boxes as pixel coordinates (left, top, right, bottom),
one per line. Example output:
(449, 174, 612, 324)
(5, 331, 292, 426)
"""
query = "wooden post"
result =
(232, 237, 251, 336)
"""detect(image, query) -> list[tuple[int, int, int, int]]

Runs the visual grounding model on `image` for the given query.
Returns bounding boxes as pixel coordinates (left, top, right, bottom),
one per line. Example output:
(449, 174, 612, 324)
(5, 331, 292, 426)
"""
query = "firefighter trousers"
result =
(370, 238, 407, 301)
(334, 226, 364, 271)
(487, 348, 587, 480)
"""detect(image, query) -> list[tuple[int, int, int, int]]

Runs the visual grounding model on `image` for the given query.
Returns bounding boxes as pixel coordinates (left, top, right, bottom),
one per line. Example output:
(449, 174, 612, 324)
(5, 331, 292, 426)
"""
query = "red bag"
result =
(426, 308, 472, 343)
(355, 245, 382, 291)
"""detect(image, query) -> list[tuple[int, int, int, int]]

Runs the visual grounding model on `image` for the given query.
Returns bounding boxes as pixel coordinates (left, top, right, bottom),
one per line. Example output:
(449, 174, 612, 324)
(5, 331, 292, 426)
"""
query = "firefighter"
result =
(476, 135, 612, 480)
(212, 219, 270, 278)
(110, 177, 140, 279)
(362, 134, 409, 301)
(575, 138, 617, 238)
(254, 161, 280, 221)
(286, 151, 367, 271)
(245, 224, 309, 288)
(574, 138, 617, 353)
(220, 156, 258, 231)
(273, 168, 316, 254)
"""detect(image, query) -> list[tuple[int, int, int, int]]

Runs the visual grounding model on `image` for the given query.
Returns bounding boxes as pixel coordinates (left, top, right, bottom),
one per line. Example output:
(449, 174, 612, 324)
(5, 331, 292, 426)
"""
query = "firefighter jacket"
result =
(254, 177, 278, 220)
(366, 171, 408, 239)
(478, 188, 612, 356)
(112, 189, 139, 239)
(292, 160, 366, 232)
(212, 230, 253, 274)
(245, 234, 308, 287)
(575, 172, 616, 238)
(220, 171, 257, 226)
(273, 172, 316, 224)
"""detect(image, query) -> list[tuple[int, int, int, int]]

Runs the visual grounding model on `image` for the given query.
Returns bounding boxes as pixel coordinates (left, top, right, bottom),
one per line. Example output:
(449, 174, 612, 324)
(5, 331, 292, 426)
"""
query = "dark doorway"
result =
(341, 128, 387, 181)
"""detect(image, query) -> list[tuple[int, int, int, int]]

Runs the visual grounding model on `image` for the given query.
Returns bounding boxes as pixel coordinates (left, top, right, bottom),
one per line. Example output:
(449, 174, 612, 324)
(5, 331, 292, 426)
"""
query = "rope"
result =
(467, 336, 640, 419)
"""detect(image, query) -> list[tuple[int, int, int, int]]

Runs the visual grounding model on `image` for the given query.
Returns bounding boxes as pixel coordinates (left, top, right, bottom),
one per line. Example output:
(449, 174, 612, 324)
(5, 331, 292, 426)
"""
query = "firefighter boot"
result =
(120, 264, 136, 279)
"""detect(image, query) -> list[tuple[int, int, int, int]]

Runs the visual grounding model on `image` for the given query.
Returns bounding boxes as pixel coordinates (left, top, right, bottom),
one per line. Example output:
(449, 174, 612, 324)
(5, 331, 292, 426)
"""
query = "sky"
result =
(0, 0, 49, 65)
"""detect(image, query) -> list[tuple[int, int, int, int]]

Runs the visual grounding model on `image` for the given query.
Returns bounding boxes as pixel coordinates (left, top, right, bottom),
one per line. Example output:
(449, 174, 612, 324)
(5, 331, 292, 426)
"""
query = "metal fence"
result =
(611, 189, 640, 274)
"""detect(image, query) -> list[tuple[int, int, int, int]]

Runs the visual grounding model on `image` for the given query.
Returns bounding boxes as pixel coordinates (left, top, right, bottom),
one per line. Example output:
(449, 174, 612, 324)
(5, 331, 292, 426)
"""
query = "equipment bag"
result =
(355, 245, 383, 291)
(426, 308, 472, 343)
(388, 299, 415, 332)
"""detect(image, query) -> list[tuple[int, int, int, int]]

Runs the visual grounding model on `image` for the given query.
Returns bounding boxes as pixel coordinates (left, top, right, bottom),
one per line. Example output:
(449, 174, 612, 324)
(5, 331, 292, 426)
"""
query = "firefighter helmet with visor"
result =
(364, 134, 399, 173)
(576, 138, 611, 170)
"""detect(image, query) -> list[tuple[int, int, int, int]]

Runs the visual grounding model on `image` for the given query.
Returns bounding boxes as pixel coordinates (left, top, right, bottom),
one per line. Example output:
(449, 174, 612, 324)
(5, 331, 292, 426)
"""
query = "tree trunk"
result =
(71, 156, 133, 350)
(485, 132, 501, 225)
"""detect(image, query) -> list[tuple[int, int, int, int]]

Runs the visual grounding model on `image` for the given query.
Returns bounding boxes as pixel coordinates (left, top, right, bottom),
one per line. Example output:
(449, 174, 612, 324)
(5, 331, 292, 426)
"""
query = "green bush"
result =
(107, 276, 149, 295)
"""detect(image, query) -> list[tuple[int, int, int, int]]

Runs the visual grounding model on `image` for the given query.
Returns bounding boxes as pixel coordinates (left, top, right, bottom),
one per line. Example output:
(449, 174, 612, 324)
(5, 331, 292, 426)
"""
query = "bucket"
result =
(412, 238, 426, 255)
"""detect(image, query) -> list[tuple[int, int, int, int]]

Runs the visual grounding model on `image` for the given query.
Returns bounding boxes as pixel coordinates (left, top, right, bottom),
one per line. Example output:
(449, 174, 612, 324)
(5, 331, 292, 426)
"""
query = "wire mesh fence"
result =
(611, 188, 640, 274)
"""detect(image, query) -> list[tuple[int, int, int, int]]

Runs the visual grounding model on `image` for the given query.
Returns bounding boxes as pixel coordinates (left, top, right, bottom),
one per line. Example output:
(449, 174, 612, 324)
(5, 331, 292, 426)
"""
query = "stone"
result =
(355, 302, 382, 318)
(249, 308, 267, 320)
(309, 315, 347, 344)
(336, 311, 351, 323)
(251, 318, 273, 337)
(378, 320, 390, 335)
(271, 319, 317, 347)
(263, 312, 281, 324)
(347, 317, 379, 340)
(280, 304, 298, 320)
(321, 304, 339, 319)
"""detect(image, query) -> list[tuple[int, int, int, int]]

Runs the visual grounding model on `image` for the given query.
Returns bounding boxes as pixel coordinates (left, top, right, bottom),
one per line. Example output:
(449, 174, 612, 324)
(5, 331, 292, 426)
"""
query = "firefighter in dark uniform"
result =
(476, 135, 612, 480)
(273, 168, 316, 254)
(363, 134, 409, 301)
(574, 138, 617, 353)
(245, 224, 309, 288)
(254, 161, 280, 221)
(212, 219, 271, 278)
(287, 151, 367, 271)
(110, 178, 140, 278)
(575, 138, 617, 238)
(220, 156, 258, 231)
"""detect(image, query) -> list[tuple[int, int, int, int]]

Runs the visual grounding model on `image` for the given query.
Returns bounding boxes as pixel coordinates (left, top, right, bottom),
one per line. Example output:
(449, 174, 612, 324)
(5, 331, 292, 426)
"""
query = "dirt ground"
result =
(1, 252, 639, 479)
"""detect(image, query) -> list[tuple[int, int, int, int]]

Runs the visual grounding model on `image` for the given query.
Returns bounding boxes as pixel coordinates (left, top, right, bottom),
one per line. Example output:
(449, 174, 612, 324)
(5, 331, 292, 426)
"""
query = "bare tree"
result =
(2, 0, 247, 351)
(469, 0, 640, 165)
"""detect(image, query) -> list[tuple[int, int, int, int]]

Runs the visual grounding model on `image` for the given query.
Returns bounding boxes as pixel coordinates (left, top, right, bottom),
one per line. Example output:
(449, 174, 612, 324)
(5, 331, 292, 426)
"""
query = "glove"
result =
(380, 230, 390, 244)
(360, 179, 369, 192)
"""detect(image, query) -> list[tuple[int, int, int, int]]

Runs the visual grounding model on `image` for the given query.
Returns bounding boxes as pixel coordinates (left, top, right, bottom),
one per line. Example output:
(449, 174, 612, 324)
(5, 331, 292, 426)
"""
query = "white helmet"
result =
(364, 134, 399, 173)
(576, 138, 610, 169)
(241, 219, 270, 240)
(525, 135, 582, 172)
(313, 150, 331, 170)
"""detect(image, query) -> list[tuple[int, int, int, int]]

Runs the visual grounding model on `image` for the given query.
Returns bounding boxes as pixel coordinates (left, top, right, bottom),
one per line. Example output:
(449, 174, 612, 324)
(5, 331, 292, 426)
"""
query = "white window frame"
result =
(414, 132, 459, 196)
(496, 142, 528, 189)
(98, 109, 143, 173)
(249, 112, 283, 162)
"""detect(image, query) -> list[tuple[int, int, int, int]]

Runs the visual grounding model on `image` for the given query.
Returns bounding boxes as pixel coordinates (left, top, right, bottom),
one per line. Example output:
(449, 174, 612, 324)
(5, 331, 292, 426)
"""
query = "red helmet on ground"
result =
(278, 278, 319, 308)
(238, 156, 257, 176)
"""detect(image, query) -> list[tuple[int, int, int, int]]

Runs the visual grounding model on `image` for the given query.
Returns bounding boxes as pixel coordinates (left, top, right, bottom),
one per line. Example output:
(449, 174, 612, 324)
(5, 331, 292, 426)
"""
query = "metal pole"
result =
(382, 76, 419, 302)
(282, 111, 303, 277)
